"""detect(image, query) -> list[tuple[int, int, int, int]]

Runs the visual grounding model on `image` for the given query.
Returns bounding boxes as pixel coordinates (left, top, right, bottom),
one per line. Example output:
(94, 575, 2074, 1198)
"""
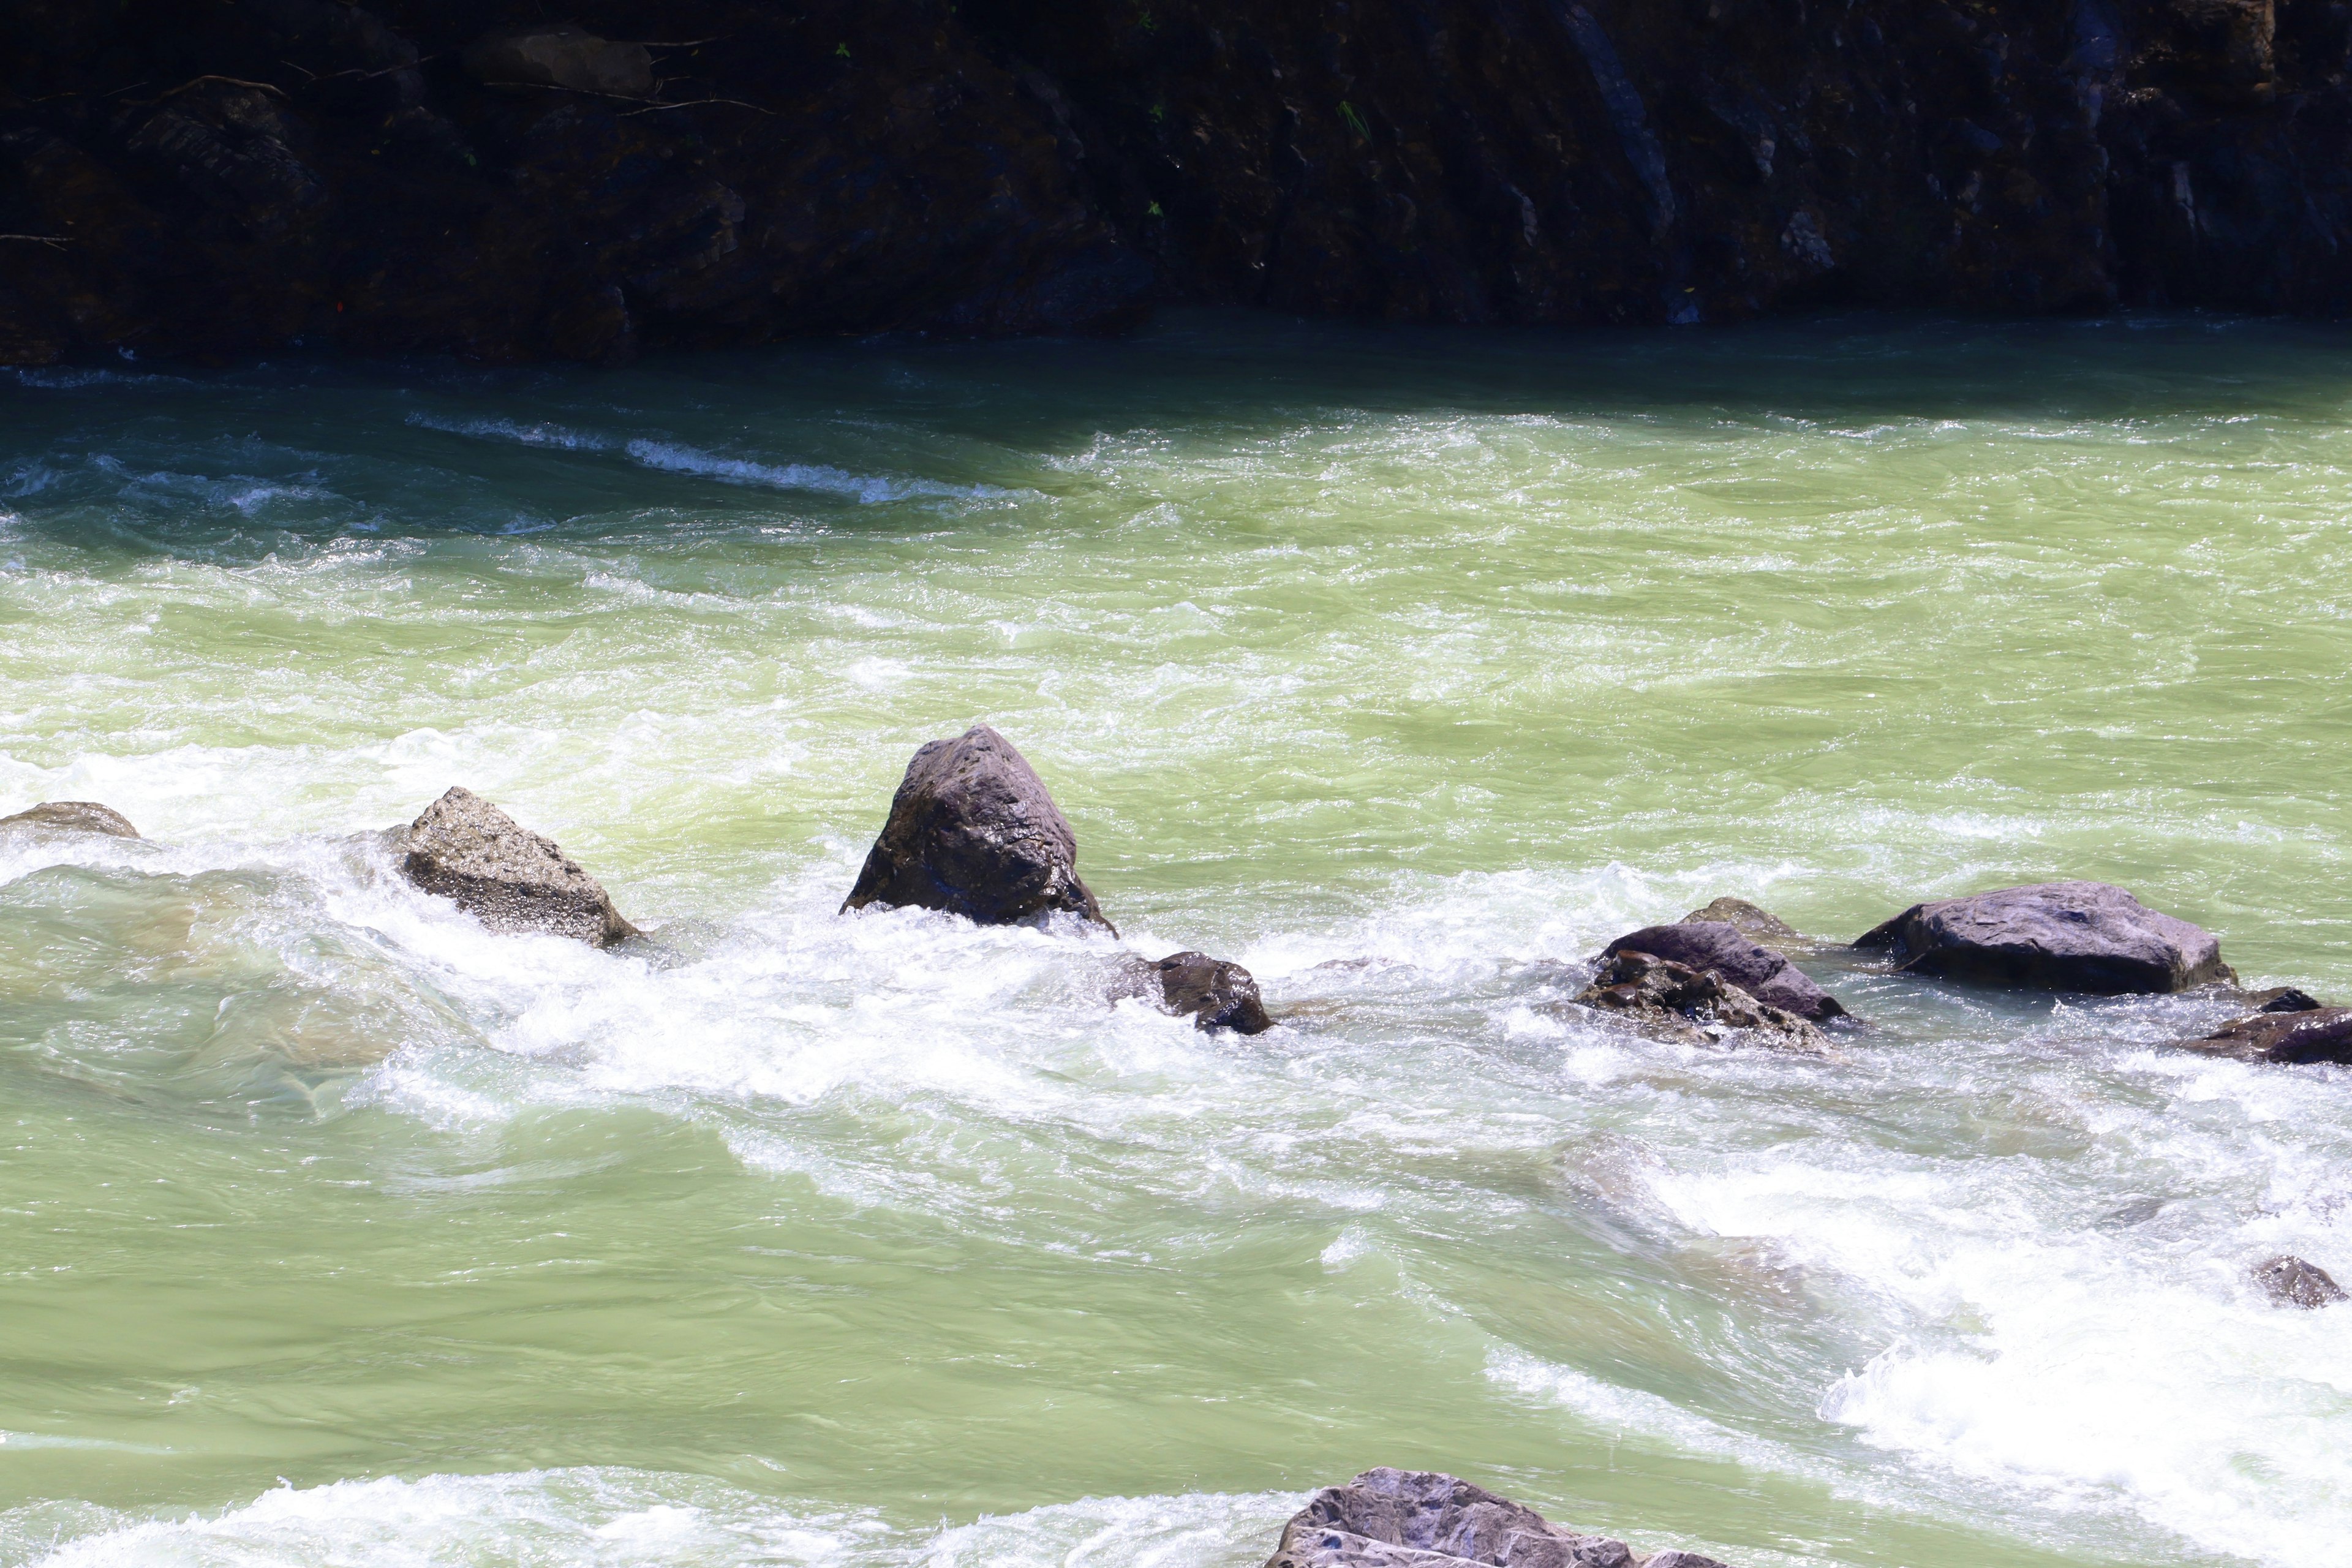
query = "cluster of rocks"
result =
(1264, 1469, 1730, 1568)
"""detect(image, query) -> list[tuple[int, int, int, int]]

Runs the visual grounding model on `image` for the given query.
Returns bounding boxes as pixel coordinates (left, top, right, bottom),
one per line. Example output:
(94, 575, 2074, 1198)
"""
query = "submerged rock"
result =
(2237, 985, 2328, 1014)
(1263, 1468, 1732, 1568)
(1574, 949, 1831, 1055)
(1602, 921, 1844, 1022)
(0, 801, 140, 839)
(399, 787, 638, 948)
(1113, 951, 1271, 1034)
(843, 726, 1112, 932)
(1680, 897, 1812, 955)
(461, 25, 654, 99)
(2252, 1254, 2347, 1310)
(2177, 1008, 2352, 1066)
(1855, 882, 2233, 994)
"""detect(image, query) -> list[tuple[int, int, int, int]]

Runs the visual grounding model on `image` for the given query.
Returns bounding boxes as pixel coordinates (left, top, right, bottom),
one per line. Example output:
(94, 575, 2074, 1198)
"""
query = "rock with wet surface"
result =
(1574, 949, 1831, 1055)
(1680, 897, 1815, 955)
(843, 726, 1112, 932)
(1603, 921, 1845, 1021)
(0, 801, 140, 839)
(1113, 951, 1271, 1034)
(399, 786, 638, 947)
(2178, 1008, 2352, 1066)
(461, 25, 654, 98)
(1262, 1468, 1731, 1568)
(1854, 882, 2233, 994)
(2252, 1254, 2347, 1309)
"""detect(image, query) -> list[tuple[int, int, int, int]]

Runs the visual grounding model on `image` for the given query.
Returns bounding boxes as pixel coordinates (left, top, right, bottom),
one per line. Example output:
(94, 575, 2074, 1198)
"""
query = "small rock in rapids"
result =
(1855, 882, 2233, 993)
(2252, 1254, 2348, 1310)
(1262, 1468, 1733, 1568)
(461, 24, 654, 97)
(0, 801, 141, 839)
(1574, 949, 1832, 1055)
(2239, 985, 2328, 1014)
(1113, 951, 1272, 1034)
(1679, 897, 1814, 955)
(399, 786, 638, 947)
(2176, 1008, 2352, 1066)
(843, 725, 1112, 932)
(1603, 921, 1845, 1021)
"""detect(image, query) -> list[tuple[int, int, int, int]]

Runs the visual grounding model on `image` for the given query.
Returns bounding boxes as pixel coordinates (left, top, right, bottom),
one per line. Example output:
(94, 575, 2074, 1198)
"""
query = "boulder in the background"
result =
(1262, 1468, 1733, 1568)
(399, 786, 638, 947)
(0, 801, 141, 839)
(1855, 882, 2232, 993)
(1603, 922, 1845, 1022)
(843, 725, 1113, 932)
(1114, 951, 1271, 1034)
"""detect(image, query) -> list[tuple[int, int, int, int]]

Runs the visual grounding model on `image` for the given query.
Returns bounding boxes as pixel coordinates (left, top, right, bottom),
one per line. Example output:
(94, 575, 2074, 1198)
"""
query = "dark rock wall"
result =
(1, 0, 2347, 364)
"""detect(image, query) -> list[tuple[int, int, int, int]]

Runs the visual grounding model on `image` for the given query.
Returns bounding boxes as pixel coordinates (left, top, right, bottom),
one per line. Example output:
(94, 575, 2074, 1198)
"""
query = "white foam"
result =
(622, 440, 1001, 505)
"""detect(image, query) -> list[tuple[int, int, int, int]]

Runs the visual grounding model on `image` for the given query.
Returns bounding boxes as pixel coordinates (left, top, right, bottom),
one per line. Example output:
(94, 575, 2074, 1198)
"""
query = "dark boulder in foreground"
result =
(1855, 883, 2233, 994)
(2252, 1255, 2348, 1310)
(1681, 898, 1812, 956)
(1264, 1468, 1732, 1568)
(0, 801, 140, 839)
(843, 726, 1113, 932)
(1575, 950, 1831, 1057)
(2179, 1008, 2352, 1066)
(399, 786, 638, 947)
(1114, 951, 1271, 1035)
(1603, 922, 1844, 1022)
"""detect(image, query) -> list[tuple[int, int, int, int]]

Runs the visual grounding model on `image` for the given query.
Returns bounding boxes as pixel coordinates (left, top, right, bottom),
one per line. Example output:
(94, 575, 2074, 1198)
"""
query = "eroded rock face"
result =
(399, 786, 637, 947)
(2179, 1008, 2352, 1065)
(843, 726, 1112, 932)
(0, 801, 141, 838)
(1113, 951, 1271, 1033)
(2252, 1254, 2347, 1309)
(1855, 883, 2233, 994)
(1602, 921, 1844, 1021)
(1574, 949, 1830, 1055)
(462, 26, 655, 99)
(1263, 1469, 1732, 1568)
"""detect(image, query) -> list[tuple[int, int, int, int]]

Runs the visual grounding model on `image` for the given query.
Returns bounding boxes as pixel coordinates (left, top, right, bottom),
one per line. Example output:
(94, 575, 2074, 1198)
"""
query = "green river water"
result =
(0, 313, 2347, 1567)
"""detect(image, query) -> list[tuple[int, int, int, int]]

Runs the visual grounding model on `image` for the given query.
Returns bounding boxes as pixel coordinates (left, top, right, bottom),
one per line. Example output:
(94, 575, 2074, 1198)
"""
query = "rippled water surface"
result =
(2, 314, 2349, 1568)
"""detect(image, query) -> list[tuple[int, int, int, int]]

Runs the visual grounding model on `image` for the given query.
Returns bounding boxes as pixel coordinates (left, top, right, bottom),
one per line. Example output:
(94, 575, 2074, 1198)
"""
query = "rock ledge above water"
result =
(399, 786, 638, 948)
(1264, 1468, 1732, 1568)
(0, 801, 140, 839)
(2179, 1008, 2352, 1066)
(1856, 882, 2232, 994)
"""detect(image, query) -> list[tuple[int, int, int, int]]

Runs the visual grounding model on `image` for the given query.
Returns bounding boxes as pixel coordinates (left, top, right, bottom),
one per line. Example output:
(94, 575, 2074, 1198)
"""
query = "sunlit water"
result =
(1, 314, 2348, 1568)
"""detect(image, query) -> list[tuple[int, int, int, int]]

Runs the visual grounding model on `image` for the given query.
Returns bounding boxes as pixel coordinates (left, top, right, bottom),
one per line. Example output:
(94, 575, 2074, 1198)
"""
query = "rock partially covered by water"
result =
(0, 801, 140, 838)
(1114, 951, 1270, 1034)
(843, 726, 1112, 932)
(1855, 882, 2233, 994)
(399, 787, 638, 948)
(1603, 922, 1845, 1022)
(2253, 1255, 2348, 1310)
(1575, 950, 1831, 1056)
(461, 25, 655, 98)
(1680, 897, 1812, 956)
(2179, 1008, 2352, 1066)
(1263, 1468, 1732, 1568)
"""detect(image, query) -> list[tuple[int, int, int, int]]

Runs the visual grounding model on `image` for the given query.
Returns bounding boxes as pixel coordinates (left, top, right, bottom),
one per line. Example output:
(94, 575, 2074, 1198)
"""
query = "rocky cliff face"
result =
(2, 0, 2346, 365)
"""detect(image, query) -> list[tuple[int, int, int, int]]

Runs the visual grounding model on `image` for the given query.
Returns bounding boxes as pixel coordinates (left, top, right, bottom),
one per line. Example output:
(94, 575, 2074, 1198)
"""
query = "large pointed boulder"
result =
(1264, 1469, 1733, 1568)
(0, 801, 140, 838)
(1602, 921, 1844, 1021)
(1855, 881, 2232, 994)
(843, 725, 1112, 931)
(399, 786, 637, 947)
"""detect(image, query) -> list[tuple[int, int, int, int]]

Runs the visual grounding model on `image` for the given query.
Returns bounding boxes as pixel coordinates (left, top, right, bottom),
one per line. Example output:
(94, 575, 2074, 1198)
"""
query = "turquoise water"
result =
(0, 313, 2348, 1567)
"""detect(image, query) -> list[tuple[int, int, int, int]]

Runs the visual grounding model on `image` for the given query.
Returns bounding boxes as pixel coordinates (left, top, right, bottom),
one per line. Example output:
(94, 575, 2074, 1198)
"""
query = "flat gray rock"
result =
(843, 725, 1112, 932)
(1855, 881, 2232, 994)
(1602, 922, 1844, 1021)
(2179, 1008, 2352, 1066)
(0, 801, 140, 838)
(1112, 951, 1271, 1033)
(1263, 1469, 1730, 1568)
(400, 786, 638, 947)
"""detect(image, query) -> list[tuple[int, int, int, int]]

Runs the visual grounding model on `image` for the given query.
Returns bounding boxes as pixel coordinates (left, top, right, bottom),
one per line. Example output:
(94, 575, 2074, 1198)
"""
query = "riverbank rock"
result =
(1263, 1468, 1732, 1568)
(1602, 921, 1845, 1022)
(399, 787, 638, 947)
(0, 801, 140, 838)
(1574, 949, 1831, 1055)
(2177, 1008, 2352, 1066)
(843, 726, 1113, 932)
(1113, 951, 1271, 1034)
(461, 25, 654, 99)
(1855, 883, 2233, 994)
(2252, 1254, 2347, 1310)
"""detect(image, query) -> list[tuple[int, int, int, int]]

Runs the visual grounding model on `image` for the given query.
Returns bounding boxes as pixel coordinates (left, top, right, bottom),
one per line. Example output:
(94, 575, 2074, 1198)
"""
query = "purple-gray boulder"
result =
(1263, 1469, 1732, 1568)
(0, 801, 140, 838)
(399, 786, 638, 947)
(843, 726, 1112, 932)
(2253, 1255, 2347, 1309)
(1855, 882, 2232, 994)
(1601, 922, 1844, 1022)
